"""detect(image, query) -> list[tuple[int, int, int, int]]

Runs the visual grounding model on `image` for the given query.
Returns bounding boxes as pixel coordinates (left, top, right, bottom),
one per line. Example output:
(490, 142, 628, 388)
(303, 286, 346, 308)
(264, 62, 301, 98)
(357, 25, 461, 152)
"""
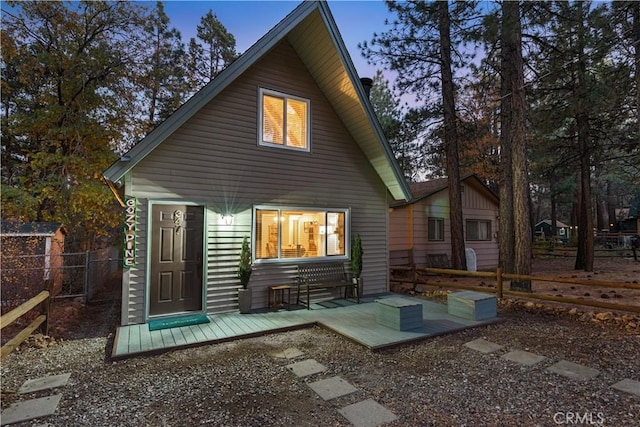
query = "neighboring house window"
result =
(254, 207, 348, 261)
(466, 219, 492, 241)
(259, 88, 310, 151)
(428, 217, 445, 241)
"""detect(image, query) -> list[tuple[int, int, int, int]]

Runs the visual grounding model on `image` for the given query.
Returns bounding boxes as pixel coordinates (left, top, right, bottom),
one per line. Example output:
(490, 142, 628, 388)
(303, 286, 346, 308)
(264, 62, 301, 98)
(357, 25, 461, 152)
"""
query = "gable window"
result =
(259, 88, 310, 151)
(466, 219, 491, 241)
(254, 207, 348, 261)
(428, 217, 445, 241)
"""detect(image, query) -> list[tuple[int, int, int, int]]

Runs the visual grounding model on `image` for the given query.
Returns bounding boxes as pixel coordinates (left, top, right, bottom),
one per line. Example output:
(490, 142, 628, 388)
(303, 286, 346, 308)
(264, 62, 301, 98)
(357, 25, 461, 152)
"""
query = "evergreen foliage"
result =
(237, 236, 252, 289)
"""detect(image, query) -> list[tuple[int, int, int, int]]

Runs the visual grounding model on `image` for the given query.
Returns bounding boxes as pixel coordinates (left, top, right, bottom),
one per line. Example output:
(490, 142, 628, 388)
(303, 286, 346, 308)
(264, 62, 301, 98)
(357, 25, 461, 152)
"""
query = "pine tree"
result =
(360, 0, 483, 269)
(187, 9, 238, 91)
(1, 1, 148, 250)
(140, 1, 188, 131)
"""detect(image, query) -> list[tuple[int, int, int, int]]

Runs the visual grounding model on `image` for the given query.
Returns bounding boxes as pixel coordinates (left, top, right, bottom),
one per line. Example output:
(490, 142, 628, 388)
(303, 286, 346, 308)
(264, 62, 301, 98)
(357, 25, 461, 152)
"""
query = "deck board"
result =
(181, 326, 198, 345)
(127, 325, 140, 354)
(139, 326, 153, 352)
(190, 323, 208, 341)
(171, 327, 187, 347)
(203, 317, 224, 338)
(111, 294, 500, 359)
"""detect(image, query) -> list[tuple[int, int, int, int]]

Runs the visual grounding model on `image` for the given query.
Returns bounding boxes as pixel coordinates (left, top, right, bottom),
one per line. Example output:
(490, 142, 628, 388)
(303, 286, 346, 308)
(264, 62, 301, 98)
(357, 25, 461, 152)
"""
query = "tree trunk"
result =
(573, 3, 594, 272)
(504, 1, 531, 291)
(634, 3, 640, 137)
(439, 1, 466, 270)
(500, 1, 531, 290)
(499, 1, 515, 275)
(550, 190, 557, 241)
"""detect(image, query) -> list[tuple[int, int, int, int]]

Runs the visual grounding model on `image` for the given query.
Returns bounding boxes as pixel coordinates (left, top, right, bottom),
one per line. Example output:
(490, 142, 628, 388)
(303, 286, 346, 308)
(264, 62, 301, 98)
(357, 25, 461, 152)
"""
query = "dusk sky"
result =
(161, 0, 393, 80)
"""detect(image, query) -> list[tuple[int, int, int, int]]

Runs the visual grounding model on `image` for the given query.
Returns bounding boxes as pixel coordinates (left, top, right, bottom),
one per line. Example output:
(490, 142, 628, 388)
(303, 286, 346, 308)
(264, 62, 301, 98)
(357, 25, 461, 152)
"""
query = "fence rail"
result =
(390, 264, 640, 314)
(0, 289, 51, 359)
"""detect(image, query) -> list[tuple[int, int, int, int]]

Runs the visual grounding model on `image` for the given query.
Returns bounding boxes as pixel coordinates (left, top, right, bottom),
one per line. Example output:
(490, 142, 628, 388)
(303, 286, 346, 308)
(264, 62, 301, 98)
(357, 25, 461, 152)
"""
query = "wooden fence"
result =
(0, 289, 51, 359)
(390, 265, 640, 314)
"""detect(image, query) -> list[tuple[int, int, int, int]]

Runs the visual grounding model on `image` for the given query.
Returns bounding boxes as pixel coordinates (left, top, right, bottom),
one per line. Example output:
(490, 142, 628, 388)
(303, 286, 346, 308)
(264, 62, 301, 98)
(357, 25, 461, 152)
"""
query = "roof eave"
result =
(314, 1, 411, 201)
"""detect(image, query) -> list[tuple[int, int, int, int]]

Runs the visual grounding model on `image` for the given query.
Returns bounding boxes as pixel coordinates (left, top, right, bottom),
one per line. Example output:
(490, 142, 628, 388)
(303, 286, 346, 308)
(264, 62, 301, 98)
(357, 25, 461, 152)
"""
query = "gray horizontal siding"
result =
(123, 39, 391, 323)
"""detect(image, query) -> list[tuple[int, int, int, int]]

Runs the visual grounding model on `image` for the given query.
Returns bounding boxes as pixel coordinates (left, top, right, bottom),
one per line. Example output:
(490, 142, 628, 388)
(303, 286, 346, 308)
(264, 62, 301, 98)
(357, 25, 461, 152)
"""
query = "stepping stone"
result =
(464, 338, 503, 354)
(308, 376, 358, 401)
(338, 399, 398, 427)
(611, 379, 640, 397)
(286, 359, 327, 378)
(0, 394, 62, 425)
(546, 360, 600, 381)
(18, 373, 71, 394)
(272, 348, 304, 359)
(501, 350, 546, 366)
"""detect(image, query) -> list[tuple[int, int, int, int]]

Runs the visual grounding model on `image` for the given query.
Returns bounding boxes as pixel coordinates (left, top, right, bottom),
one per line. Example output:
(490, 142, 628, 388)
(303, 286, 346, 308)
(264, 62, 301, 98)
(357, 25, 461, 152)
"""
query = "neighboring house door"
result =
(149, 204, 204, 316)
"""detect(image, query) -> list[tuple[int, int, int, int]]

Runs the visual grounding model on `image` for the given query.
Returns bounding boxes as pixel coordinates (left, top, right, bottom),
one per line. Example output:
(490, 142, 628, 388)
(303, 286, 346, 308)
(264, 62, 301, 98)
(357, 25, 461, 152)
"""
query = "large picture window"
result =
(259, 88, 310, 151)
(466, 219, 492, 241)
(254, 207, 348, 261)
(428, 217, 445, 241)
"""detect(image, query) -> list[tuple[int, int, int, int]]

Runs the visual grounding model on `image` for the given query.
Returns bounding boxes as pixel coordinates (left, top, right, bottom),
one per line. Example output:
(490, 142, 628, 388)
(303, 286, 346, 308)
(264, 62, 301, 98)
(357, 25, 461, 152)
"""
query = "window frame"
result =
(427, 217, 445, 241)
(465, 219, 492, 241)
(258, 88, 311, 152)
(252, 205, 350, 264)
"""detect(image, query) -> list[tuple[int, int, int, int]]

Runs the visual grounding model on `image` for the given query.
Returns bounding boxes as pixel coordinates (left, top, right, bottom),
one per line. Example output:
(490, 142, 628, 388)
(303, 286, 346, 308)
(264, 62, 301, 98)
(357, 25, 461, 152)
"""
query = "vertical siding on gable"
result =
(124, 40, 391, 323)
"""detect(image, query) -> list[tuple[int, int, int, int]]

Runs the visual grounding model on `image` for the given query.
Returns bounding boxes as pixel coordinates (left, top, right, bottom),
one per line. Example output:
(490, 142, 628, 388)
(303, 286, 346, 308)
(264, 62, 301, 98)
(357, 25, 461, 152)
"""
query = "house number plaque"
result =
(123, 196, 136, 268)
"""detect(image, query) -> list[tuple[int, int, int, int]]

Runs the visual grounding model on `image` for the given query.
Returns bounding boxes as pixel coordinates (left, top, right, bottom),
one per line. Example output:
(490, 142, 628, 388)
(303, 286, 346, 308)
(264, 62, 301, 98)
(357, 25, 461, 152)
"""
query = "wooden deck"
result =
(111, 294, 499, 359)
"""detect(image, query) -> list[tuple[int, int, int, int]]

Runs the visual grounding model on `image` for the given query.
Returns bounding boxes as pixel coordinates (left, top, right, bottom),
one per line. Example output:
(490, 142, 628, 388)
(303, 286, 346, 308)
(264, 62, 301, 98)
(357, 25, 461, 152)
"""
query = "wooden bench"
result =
(296, 262, 359, 309)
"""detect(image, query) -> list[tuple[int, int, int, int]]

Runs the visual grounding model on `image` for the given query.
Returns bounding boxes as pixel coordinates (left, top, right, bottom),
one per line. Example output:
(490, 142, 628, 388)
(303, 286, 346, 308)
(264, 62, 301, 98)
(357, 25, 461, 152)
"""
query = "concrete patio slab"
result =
(464, 338, 504, 354)
(501, 350, 546, 366)
(546, 360, 600, 381)
(338, 399, 398, 427)
(0, 394, 62, 426)
(308, 376, 358, 401)
(18, 373, 71, 394)
(286, 359, 327, 378)
(611, 379, 640, 397)
(272, 348, 304, 360)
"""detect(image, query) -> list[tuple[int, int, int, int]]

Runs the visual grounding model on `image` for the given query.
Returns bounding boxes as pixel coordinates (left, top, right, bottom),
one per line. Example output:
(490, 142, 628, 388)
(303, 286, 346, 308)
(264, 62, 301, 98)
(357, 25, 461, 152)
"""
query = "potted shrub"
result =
(351, 234, 363, 297)
(237, 236, 252, 313)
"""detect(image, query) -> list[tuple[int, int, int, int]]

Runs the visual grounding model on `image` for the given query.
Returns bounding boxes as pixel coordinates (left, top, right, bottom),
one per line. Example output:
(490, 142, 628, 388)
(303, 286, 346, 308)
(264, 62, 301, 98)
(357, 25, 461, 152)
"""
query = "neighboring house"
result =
(1, 222, 67, 299)
(534, 219, 570, 243)
(103, 1, 410, 326)
(614, 208, 639, 233)
(389, 175, 499, 271)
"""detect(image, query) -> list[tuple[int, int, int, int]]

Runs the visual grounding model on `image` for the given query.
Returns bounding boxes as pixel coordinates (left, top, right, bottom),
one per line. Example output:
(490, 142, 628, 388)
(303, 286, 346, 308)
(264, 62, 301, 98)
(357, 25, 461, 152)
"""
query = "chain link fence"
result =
(1, 247, 122, 314)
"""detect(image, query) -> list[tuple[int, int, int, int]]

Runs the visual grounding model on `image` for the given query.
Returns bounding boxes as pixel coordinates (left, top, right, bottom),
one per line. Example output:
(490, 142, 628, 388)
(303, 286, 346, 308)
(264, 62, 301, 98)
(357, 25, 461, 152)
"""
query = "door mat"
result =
(149, 314, 210, 331)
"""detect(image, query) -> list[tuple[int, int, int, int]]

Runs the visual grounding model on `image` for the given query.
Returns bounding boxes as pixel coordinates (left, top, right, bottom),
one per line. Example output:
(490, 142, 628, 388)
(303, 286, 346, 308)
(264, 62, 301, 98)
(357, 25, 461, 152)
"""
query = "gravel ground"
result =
(1, 300, 639, 427)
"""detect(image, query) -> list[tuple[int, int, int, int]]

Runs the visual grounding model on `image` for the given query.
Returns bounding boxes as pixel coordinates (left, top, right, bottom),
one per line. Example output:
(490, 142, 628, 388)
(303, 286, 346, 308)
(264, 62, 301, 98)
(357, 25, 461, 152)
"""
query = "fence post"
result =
(496, 267, 503, 299)
(40, 280, 51, 336)
(411, 262, 418, 292)
(84, 250, 90, 301)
